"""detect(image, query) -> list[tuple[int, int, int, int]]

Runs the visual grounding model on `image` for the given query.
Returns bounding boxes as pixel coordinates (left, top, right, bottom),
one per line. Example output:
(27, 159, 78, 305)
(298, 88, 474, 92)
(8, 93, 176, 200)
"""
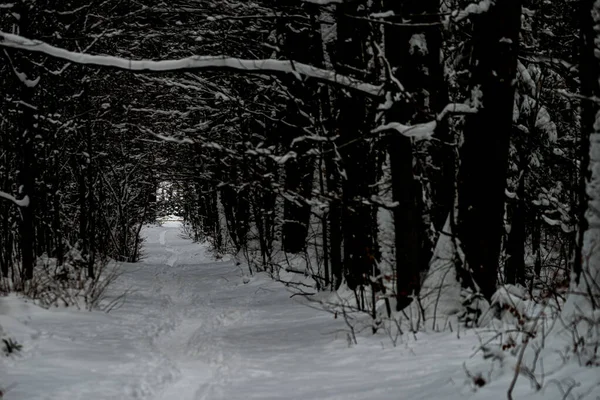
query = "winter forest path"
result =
(1, 223, 479, 400)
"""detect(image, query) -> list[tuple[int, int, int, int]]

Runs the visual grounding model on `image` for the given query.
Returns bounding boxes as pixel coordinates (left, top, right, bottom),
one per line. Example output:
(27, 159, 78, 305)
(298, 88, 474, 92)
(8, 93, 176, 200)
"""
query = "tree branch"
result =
(0, 191, 30, 207)
(0, 31, 383, 98)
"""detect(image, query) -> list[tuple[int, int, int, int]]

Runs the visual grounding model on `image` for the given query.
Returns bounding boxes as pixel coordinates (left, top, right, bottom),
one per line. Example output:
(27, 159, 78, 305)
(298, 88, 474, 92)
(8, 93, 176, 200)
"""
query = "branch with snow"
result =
(0, 191, 30, 207)
(447, 0, 494, 24)
(372, 103, 478, 141)
(0, 31, 383, 98)
(437, 103, 478, 121)
(372, 121, 438, 141)
(301, 0, 345, 4)
(3, 50, 40, 87)
(370, 11, 395, 19)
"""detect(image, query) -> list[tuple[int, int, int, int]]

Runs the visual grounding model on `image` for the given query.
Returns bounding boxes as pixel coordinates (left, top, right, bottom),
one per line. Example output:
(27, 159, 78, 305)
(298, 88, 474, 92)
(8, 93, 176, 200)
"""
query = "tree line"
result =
(0, 0, 597, 332)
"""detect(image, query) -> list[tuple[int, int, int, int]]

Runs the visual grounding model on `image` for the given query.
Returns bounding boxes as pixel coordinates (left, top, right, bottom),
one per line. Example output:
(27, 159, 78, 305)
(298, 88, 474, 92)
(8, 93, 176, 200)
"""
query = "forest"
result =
(0, 0, 599, 399)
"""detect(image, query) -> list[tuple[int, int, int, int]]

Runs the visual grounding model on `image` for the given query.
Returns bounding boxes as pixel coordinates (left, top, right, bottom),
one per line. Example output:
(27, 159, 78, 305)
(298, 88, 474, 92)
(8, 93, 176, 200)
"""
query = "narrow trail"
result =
(123, 222, 248, 400)
(116, 223, 473, 400)
(1, 222, 479, 400)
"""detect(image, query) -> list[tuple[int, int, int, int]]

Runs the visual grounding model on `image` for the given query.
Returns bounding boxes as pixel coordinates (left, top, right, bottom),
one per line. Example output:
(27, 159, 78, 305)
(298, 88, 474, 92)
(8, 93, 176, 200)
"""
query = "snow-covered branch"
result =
(372, 121, 438, 141)
(301, 0, 345, 4)
(0, 191, 30, 207)
(0, 31, 383, 97)
(448, 0, 494, 23)
(129, 107, 191, 118)
(437, 103, 478, 121)
(372, 103, 478, 140)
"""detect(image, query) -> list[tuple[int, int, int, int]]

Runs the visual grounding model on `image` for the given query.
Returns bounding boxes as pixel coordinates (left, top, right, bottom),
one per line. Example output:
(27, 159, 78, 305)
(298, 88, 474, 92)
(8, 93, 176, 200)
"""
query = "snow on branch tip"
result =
(0, 31, 383, 98)
(0, 191, 30, 207)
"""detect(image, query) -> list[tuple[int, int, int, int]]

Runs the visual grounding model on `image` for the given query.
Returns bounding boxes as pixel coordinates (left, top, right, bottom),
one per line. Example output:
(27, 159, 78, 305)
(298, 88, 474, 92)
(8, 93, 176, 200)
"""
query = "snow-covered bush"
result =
(21, 246, 120, 310)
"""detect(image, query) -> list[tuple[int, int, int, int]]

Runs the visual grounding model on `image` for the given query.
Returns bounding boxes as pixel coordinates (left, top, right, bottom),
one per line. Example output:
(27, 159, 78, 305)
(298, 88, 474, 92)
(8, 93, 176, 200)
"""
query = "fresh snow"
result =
(1, 222, 598, 399)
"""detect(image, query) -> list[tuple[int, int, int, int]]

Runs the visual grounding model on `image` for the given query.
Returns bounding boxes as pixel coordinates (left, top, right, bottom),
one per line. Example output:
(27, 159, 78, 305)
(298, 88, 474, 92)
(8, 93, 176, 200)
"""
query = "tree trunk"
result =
(319, 56, 342, 290)
(78, 164, 88, 256)
(567, 0, 600, 313)
(456, 0, 521, 300)
(324, 133, 343, 289)
(383, 0, 444, 308)
(574, 0, 600, 286)
(279, 3, 323, 254)
(14, 1, 37, 281)
(334, 3, 376, 293)
(505, 170, 527, 286)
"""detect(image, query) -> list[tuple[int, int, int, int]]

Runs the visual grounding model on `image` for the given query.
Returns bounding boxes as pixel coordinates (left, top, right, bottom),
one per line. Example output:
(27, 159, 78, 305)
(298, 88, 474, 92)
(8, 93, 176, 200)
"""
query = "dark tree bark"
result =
(383, 0, 445, 308)
(573, 0, 600, 283)
(1, 210, 11, 277)
(279, 3, 323, 254)
(325, 158, 344, 290)
(1, 112, 13, 278)
(14, 1, 37, 281)
(334, 3, 377, 292)
(457, 0, 521, 299)
(78, 162, 88, 255)
(505, 169, 527, 285)
(316, 46, 342, 290)
(219, 162, 250, 253)
(564, 0, 600, 319)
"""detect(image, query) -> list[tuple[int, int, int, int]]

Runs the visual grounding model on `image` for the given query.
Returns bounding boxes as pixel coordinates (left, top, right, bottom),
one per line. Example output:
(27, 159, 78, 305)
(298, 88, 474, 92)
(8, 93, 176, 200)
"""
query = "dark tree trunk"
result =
(318, 151, 330, 287)
(456, 0, 521, 300)
(87, 179, 96, 279)
(334, 4, 376, 292)
(505, 171, 527, 285)
(324, 135, 344, 289)
(327, 190, 343, 290)
(219, 163, 250, 253)
(79, 165, 88, 255)
(389, 137, 420, 302)
(318, 62, 342, 290)
(211, 189, 223, 251)
(52, 167, 64, 267)
(573, 0, 600, 283)
(85, 125, 95, 277)
(15, 1, 37, 281)
(383, 0, 445, 307)
(279, 3, 323, 254)
(0, 121, 11, 278)
(17, 105, 36, 281)
(1, 210, 10, 277)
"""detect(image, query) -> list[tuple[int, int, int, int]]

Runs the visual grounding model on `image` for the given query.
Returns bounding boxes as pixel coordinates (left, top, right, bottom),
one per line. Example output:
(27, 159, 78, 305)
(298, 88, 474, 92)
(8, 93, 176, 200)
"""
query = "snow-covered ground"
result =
(0, 222, 598, 399)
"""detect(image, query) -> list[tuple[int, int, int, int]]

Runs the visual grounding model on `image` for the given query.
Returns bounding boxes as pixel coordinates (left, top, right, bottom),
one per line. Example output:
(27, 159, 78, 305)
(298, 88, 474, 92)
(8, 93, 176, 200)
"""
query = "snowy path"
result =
(1, 223, 487, 400)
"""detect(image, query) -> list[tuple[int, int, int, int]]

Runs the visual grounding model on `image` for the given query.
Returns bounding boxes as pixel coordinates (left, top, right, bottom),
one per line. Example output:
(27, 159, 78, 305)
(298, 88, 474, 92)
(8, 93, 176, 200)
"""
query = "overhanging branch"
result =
(0, 31, 383, 98)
